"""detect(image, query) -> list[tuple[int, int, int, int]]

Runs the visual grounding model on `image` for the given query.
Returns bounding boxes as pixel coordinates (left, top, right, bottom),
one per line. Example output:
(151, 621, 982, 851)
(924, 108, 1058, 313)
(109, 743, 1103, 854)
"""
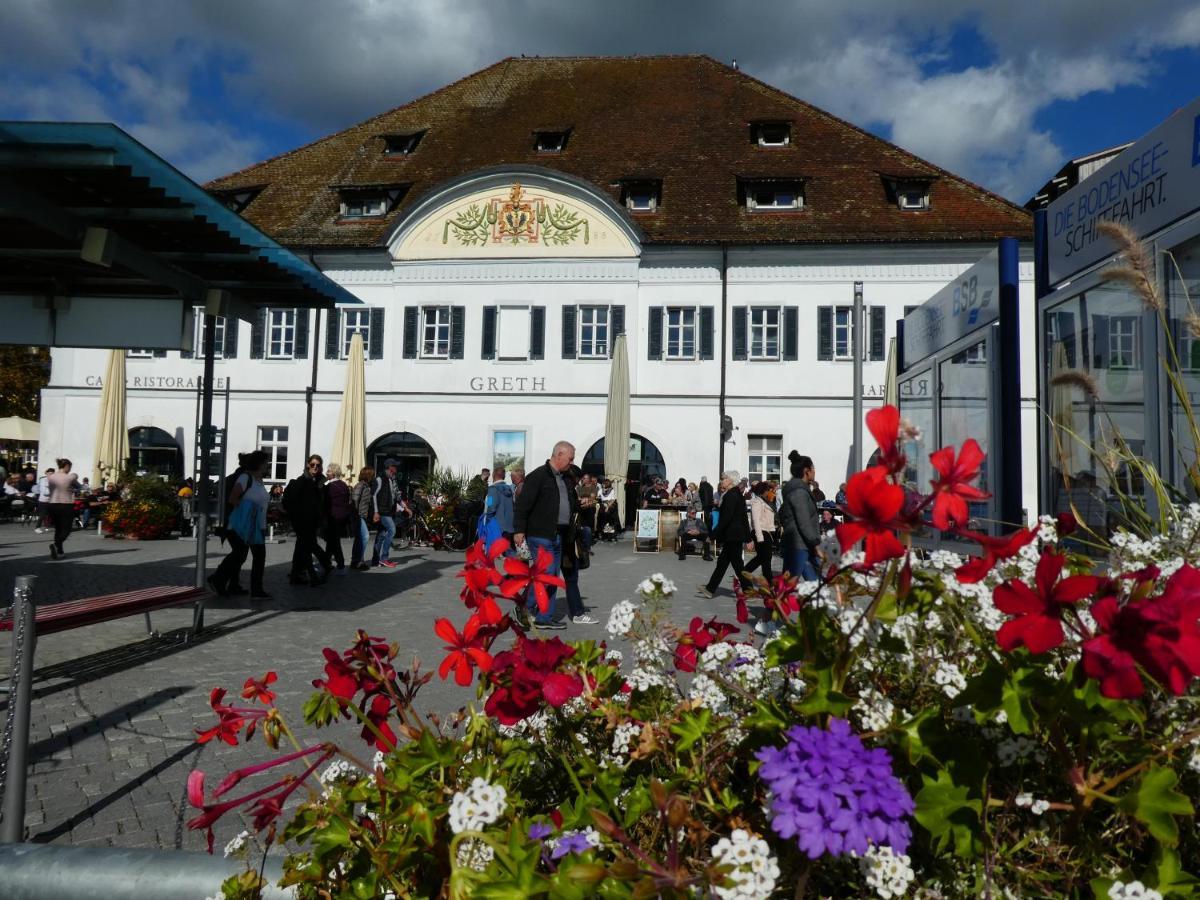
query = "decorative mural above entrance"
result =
(389, 167, 640, 261)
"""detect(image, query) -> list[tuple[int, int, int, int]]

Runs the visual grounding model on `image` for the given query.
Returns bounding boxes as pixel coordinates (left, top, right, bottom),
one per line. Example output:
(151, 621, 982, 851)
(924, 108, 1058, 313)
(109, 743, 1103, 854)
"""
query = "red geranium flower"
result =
(459, 538, 507, 598)
(929, 439, 990, 530)
(836, 466, 907, 567)
(434, 615, 494, 686)
(955, 527, 1038, 584)
(674, 617, 717, 672)
(500, 547, 566, 614)
(866, 404, 906, 475)
(992, 550, 1101, 654)
(241, 671, 278, 705)
(1081, 564, 1200, 698)
(484, 636, 582, 725)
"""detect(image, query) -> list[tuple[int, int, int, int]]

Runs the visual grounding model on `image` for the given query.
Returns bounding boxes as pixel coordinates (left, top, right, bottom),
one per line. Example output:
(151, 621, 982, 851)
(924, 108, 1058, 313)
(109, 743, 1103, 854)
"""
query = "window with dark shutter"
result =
(295, 309, 310, 359)
(699, 306, 715, 360)
(369, 308, 385, 359)
(530, 306, 546, 359)
(482, 306, 498, 359)
(325, 309, 341, 359)
(224, 318, 238, 359)
(251, 307, 267, 359)
(402, 307, 418, 359)
(561, 305, 577, 359)
(870, 307, 885, 361)
(647, 306, 663, 360)
(817, 307, 833, 360)
(450, 306, 466, 359)
(732, 306, 748, 360)
(783, 307, 799, 360)
(611, 305, 626, 337)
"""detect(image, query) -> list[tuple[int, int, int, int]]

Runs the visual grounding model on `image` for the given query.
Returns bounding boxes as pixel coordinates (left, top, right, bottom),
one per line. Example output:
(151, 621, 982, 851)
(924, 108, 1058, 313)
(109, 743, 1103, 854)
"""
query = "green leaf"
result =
(898, 707, 946, 766)
(1090, 877, 1117, 899)
(1120, 766, 1194, 846)
(1000, 667, 1042, 735)
(311, 817, 352, 860)
(913, 768, 982, 858)
(669, 709, 712, 752)
(1153, 845, 1199, 896)
(794, 668, 852, 717)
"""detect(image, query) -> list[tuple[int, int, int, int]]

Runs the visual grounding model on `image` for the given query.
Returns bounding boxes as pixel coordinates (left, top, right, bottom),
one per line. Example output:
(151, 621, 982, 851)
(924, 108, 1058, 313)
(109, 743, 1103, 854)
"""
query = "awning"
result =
(0, 121, 359, 350)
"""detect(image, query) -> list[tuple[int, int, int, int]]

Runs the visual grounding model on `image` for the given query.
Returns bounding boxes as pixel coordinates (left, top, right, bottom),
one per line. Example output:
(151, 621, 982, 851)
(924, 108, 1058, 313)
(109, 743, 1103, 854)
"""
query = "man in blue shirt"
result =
(485, 466, 515, 541)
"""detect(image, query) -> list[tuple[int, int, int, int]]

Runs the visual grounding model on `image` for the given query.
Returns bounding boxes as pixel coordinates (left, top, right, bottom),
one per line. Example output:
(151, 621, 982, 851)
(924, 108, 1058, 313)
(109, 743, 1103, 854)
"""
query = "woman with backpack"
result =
(323, 463, 351, 574)
(349, 466, 375, 571)
(210, 450, 271, 599)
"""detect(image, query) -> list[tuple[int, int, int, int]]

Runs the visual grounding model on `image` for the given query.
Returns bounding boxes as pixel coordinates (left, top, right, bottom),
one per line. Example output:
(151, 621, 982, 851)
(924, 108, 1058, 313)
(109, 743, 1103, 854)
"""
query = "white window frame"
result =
(747, 435, 782, 483)
(749, 307, 781, 360)
(421, 305, 452, 359)
(578, 305, 610, 359)
(383, 132, 422, 155)
(534, 131, 568, 153)
(340, 308, 371, 359)
(961, 342, 988, 365)
(746, 182, 803, 211)
(623, 183, 658, 212)
(267, 308, 296, 359)
(258, 426, 289, 484)
(755, 123, 790, 147)
(1181, 329, 1200, 372)
(192, 308, 227, 358)
(896, 182, 931, 211)
(340, 195, 388, 218)
(126, 348, 155, 359)
(1109, 316, 1138, 370)
(831, 306, 885, 361)
(665, 307, 697, 360)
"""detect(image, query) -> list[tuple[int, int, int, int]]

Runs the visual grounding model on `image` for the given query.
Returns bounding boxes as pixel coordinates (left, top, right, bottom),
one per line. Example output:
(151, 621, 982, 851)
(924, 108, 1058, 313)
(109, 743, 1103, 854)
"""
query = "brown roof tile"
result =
(207, 55, 1031, 248)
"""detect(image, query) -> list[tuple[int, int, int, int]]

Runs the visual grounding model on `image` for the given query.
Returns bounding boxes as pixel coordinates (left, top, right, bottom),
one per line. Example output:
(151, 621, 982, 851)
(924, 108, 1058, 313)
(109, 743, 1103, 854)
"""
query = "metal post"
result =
(1, 575, 37, 843)
(851, 281, 864, 474)
(193, 314, 216, 602)
(997, 237, 1023, 531)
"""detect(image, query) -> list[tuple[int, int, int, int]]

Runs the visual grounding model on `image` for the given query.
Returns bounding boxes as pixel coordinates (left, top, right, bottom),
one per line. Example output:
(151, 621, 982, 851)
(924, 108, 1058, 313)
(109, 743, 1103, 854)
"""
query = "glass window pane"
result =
(939, 341, 991, 529)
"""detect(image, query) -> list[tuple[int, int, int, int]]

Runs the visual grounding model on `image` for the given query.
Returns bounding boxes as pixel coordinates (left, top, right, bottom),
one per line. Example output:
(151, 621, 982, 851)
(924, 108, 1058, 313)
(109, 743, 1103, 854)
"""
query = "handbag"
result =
(567, 515, 591, 570)
(227, 498, 260, 545)
(476, 510, 503, 552)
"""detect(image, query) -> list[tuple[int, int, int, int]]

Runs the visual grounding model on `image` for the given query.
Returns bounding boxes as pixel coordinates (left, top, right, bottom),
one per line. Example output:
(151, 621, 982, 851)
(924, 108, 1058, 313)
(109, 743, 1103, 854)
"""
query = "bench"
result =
(0, 585, 209, 638)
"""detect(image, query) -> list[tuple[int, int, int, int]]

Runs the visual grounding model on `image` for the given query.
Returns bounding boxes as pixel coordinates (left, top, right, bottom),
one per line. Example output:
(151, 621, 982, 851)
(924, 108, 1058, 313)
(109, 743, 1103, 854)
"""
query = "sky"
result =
(2, 1, 1199, 204)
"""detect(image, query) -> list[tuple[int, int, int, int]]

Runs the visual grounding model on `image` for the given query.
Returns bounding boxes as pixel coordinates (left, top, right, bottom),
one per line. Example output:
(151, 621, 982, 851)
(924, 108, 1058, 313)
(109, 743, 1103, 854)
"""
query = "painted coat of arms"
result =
(442, 182, 590, 247)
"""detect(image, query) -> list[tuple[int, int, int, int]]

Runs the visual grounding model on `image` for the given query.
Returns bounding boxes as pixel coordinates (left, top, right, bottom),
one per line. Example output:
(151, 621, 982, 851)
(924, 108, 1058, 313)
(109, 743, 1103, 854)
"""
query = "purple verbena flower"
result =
(528, 822, 554, 842)
(550, 828, 599, 859)
(755, 718, 913, 859)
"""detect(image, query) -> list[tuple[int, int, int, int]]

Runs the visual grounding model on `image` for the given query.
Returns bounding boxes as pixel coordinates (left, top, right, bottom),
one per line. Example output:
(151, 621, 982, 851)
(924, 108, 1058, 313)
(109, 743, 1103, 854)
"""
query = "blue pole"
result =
(1032, 209, 1049, 518)
(997, 237, 1023, 529)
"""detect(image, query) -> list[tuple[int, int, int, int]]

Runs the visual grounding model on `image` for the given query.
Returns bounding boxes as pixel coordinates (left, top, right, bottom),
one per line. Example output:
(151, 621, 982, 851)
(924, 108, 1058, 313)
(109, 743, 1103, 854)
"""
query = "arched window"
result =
(365, 432, 438, 498)
(128, 427, 183, 479)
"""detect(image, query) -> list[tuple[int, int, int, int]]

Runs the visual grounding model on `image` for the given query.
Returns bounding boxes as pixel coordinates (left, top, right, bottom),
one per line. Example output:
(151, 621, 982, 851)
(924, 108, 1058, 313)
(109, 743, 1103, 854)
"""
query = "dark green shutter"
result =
(250, 307, 266, 359)
(1091, 314, 1109, 370)
(182, 308, 196, 358)
(482, 306, 497, 359)
(369, 308, 385, 359)
(402, 307, 418, 359)
(450, 306, 466, 359)
(870, 307, 885, 361)
(561, 305, 577, 358)
(783, 306, 798, 360)
(611, 305, 625, 336)
(647, 306, 663, 360)
(325, 309, 341, 359)
(732, 306, 748, 360)
(294, 308, 309, 359)
(530, 306, 546, 360)
(817, 307, 833, 360)
(223, 317, 238, 358)
(699, 306, 715, 360)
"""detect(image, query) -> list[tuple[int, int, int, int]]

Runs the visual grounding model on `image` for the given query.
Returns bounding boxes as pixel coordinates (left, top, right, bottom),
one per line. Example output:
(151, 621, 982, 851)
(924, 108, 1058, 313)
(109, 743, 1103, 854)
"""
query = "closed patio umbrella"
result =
(93, 349, 129, 486)
(329, 332, 367, 479)
(604, 333, 631, 503)
(0, 416, 39, 442)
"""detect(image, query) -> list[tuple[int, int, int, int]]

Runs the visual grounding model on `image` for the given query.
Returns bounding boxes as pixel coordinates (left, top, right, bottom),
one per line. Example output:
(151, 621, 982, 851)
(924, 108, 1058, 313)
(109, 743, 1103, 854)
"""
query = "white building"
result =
(41, 56, 1035, 519)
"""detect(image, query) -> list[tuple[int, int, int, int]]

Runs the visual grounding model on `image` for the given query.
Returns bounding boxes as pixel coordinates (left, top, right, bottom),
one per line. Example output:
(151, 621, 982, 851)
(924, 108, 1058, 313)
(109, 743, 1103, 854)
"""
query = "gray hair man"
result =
(699, 470, 751, 599)
(513, 441, 577, 629)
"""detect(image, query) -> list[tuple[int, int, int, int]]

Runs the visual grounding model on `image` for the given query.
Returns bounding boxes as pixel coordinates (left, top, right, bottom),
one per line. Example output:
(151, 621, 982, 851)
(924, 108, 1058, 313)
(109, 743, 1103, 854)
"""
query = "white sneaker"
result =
(572, 614, 598, 625)
(34, 528, 44, 534)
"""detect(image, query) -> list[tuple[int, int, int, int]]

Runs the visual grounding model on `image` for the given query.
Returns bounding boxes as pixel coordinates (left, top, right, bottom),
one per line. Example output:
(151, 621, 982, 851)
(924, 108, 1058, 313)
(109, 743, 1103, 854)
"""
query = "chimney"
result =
(732, 58, 738, 70)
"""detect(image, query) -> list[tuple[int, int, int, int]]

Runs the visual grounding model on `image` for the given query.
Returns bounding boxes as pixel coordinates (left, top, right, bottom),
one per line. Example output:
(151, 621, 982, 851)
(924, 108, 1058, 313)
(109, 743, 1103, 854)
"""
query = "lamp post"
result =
(851, 281, 864, 474)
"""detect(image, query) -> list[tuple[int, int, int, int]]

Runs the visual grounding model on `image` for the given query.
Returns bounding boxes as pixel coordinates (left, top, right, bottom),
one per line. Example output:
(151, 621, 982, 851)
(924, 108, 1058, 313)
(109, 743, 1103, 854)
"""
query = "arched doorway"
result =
(581, 433, 666, 529)
(128, 426, 182, 479)
(365, 431, 437, 499)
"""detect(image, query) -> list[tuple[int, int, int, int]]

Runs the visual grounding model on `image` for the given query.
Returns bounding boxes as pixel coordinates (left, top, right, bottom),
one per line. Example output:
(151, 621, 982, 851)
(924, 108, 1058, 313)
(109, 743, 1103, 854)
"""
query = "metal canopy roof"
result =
(0, 122, 360, 316)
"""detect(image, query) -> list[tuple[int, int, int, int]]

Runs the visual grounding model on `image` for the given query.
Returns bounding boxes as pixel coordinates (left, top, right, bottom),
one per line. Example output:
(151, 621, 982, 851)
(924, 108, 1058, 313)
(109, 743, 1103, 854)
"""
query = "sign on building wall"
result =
(492, 430, 526, 473)
(902, 249, 1000, 367)
(1045, 94, 1200, 287)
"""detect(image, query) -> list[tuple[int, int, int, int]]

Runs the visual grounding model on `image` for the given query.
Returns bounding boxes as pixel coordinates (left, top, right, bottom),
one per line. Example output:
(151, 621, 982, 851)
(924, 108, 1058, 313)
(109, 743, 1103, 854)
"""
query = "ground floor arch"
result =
(581, 433, 666, 529)
(128, 426, 182, 479)
(366, 431, 438, 498)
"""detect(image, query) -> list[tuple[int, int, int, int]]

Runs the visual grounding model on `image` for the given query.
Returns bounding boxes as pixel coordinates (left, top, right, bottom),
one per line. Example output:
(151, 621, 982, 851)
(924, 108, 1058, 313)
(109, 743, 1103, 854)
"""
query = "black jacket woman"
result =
(699, 471, 751, 598)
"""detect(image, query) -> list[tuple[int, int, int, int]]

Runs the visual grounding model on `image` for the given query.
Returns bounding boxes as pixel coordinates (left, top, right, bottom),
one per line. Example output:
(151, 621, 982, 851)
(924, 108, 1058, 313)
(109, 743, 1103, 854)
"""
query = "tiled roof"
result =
(207, 55, 1031, 248)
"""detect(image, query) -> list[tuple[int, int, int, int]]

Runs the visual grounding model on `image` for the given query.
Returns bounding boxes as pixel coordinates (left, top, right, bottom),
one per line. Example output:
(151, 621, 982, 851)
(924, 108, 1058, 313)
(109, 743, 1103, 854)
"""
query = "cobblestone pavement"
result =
(0, 525, 758, 853)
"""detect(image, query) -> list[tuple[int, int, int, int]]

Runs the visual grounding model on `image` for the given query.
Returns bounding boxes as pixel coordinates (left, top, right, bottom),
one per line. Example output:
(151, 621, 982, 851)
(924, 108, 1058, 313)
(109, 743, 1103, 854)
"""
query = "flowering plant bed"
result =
(190, 407, 1199, 899)
(102, 475, 181, 539)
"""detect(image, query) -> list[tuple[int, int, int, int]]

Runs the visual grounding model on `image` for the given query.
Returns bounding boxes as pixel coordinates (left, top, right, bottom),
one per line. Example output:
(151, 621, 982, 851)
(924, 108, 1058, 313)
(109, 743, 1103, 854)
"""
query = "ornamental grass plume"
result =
(1049, 369, 1100, 400)
(1098, 220, 1162, 312)
(755, 718, 913, 859)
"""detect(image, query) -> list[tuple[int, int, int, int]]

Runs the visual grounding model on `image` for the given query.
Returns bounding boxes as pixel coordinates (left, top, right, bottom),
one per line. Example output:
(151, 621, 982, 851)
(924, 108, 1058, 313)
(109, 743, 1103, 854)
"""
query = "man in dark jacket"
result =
(698, 471, 751, 598)
(284, 454, 331, 585)
(698, 475, 715, 527)
(513, 440, 577, 629)
(779, 452, 821, 581)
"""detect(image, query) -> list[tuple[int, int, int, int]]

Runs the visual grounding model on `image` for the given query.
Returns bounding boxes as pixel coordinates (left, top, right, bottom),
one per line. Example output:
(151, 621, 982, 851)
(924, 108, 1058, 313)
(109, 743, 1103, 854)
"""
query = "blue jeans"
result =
(374, 516, 395, 564)
(784, 546, 819, 582)
(351, 516, 370, 566)
(564, 564, 585, 618)
(526, 534, 562, 623)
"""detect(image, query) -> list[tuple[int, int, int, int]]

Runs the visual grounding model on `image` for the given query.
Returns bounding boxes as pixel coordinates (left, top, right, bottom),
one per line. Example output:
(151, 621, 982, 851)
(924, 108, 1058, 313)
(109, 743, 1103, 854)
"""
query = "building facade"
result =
(41, 56, 1034, 511)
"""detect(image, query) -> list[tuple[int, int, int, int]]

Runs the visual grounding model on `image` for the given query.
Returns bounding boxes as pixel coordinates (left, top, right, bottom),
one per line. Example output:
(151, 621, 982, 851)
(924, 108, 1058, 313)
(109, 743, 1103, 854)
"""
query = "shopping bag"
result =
(227, 499, 259, 545)
(476, 510, 503, 552)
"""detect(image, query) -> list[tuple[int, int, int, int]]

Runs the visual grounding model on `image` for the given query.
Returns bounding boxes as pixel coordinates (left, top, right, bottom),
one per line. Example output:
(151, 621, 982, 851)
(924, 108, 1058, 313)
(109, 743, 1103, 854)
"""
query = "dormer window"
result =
(743, 179, 804, 211)
(753, 122, 791, 147)
(212, 187, 263, 214)
(620, 180, 661, 212)
(883, 176, 933, 211)
(382, 131, 424, 156)
(337, 185, 407, 219)
(534, 130, 570, 153)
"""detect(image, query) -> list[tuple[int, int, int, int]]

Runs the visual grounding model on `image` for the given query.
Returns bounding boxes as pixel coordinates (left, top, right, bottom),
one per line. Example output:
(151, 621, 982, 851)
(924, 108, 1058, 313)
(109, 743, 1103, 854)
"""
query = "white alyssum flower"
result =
(627, 666, 668, 692)
(320, 758, 360, 786)
(1109, 881, 1163, 900)
(710, 829, 780, 899)
(859, 844, 916, 899)
(606, 600, 638, 636)
(996, 735, 1044, 767)
(932, 660, 968, 699)
(455, 837, 495, 872)
(447, 777, 507, 834)
(223, 830, 251, 859)
(372, 750, 388, 771)
(1187, 749, 1200, 774)
(611, 722, 641, 758)
(603, 649, 624, 665)
(688, 672, 729, 713)
(853, 687, 894, 733)
(634, 633, 672, 663)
